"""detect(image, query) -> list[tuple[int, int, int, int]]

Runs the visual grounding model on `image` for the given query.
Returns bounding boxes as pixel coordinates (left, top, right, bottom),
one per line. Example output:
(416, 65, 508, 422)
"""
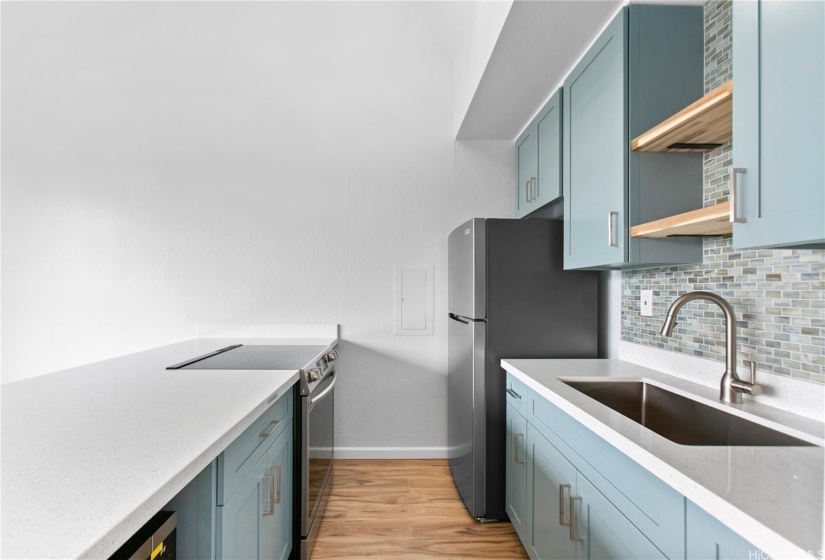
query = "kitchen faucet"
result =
(660, 291, 761, 404)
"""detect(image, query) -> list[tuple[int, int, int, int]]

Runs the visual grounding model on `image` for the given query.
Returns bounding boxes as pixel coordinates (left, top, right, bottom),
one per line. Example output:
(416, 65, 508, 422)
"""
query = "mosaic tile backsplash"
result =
(620, 0, 825, 385)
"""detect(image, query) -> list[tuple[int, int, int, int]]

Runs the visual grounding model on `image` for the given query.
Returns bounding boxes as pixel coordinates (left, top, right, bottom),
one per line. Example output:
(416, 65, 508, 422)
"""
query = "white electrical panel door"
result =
(394, 265, 434, 336)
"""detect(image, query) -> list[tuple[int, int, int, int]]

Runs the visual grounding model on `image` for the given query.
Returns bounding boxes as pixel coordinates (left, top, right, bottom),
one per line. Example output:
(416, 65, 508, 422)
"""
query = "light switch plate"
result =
(641, 290, 653, 317)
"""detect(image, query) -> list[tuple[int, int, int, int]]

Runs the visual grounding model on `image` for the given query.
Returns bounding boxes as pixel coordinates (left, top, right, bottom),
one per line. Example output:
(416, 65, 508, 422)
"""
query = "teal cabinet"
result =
(516, 123, 537, 218)
(515, 89, 563, 218)
(563, 5, 705, 269)
(506, 377, 769, 560)
(218, 422, 293, 560)
(506, 403, 529, 544)
(686, 501, 757, 560)
(574, 475, 667, 560)
(164, 390, 294, 560)
(526, 422, 666, 560)
(527, 424, 575, 560)
(732, 0, 825, 249)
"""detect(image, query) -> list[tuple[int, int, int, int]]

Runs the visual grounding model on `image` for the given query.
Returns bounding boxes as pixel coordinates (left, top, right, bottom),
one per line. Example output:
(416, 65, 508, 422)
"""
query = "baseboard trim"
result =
(335, 447, 448, 459)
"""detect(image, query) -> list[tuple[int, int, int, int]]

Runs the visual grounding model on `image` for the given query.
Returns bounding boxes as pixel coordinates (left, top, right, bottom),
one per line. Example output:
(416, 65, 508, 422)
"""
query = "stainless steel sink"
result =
(561, 380, 816, 447)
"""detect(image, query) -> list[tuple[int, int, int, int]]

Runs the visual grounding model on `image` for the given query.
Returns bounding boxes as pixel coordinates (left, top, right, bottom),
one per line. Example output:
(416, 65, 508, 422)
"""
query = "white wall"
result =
(0, 2, 514, 454)
(428, 1, 512, 138)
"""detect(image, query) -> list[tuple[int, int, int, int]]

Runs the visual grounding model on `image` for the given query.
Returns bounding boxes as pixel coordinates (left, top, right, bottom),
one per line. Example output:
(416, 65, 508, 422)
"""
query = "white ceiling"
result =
(456, 0, 624, 140)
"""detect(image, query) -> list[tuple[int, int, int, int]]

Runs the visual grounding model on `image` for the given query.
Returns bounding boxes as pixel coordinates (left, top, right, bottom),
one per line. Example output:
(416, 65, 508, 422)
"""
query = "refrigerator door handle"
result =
(448, 313, 470, 324)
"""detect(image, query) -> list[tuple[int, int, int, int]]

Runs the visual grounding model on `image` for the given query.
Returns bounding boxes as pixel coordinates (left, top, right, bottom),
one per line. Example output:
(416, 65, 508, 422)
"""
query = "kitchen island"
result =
(1, 334, 336, 559)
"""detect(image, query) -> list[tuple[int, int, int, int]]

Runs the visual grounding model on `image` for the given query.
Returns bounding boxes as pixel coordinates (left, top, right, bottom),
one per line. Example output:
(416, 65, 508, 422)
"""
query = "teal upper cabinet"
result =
(516, 124, 537, 218)
(515, 89, 563, 218)
(732, 0, 825, 249)
(563, 5, 705, 270)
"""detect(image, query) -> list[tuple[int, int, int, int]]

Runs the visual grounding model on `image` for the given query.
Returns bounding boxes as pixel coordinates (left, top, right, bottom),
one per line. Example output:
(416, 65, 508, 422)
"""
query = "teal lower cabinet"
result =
(575, 475, 666, 560)
(527, 424, 575, 559)
(526, 423, 665, 560)
(506, 403, 529, 543)
(218, 424, 293, 560)
(163, 390, 294, 560)
(506, 374, 763, 560)
(686, 501, 757, 560)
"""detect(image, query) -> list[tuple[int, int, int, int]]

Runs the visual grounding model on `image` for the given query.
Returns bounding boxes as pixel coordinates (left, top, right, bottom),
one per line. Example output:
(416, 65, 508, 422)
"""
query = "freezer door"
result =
(448, 218, 486, 319)
(447, 314, 486, 519)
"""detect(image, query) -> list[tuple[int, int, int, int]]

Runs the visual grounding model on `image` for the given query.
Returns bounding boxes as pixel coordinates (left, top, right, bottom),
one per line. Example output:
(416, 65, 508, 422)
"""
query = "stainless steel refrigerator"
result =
(447, 218, 599, 521)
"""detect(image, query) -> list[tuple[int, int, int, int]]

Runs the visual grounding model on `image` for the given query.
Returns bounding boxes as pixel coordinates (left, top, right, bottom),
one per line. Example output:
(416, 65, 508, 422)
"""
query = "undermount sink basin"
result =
(561, 380, 816, 447)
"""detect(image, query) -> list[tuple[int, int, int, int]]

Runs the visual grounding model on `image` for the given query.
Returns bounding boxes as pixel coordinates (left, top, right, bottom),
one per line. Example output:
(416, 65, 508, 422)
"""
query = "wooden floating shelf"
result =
(631, 202, 731, 238)
(631, 81, 733, 152)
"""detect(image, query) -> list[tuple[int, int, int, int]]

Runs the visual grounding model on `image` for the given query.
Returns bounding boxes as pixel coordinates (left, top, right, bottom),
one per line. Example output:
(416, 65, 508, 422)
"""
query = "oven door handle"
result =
(309, 372, 336, 410)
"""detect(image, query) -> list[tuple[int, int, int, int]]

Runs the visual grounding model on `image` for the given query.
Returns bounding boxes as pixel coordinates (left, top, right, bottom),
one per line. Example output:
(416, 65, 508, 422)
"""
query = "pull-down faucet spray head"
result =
(660, 313, 678, 337)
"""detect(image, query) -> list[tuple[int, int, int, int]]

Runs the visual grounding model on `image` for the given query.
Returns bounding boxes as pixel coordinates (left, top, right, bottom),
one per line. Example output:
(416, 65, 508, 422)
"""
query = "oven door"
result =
(302, 367, 335, 537)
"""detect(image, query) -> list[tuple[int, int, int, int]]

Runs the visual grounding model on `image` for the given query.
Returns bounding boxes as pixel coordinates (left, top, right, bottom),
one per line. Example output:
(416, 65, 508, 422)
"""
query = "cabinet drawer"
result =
(218, 390, 293, 505)
(528, 393, 685, 560)
(505, 373, 528, 418)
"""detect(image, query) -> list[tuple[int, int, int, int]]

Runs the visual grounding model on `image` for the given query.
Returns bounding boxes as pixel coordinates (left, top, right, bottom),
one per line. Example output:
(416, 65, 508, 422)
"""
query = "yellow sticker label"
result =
(151, 541, 163, 560)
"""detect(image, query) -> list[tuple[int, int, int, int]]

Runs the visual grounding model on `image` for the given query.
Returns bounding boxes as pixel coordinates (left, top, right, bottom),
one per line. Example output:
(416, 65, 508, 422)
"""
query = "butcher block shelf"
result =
(630, 202, 731, 238)
(631, 81, 733, 152)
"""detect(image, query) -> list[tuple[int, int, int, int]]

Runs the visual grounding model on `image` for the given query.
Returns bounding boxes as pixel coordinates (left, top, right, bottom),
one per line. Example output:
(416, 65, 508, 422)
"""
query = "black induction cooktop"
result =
(167, 344, 328, 370)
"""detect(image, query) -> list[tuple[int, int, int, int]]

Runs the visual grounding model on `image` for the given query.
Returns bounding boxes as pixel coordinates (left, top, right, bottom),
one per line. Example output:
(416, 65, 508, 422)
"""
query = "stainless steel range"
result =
(167, 342, 338, 560)
(298, 349, 337, 559)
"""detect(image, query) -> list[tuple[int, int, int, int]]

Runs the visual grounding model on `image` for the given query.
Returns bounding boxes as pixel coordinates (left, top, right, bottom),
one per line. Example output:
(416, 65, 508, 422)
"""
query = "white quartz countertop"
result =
(501, 359, 825, 560)
(1, 336, 336, 560)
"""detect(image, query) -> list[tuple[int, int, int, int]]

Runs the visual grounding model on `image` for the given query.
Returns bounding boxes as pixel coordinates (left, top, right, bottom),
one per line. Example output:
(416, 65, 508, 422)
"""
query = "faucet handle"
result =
(744, 360, 757, 385)
(732, 360, 762, 397)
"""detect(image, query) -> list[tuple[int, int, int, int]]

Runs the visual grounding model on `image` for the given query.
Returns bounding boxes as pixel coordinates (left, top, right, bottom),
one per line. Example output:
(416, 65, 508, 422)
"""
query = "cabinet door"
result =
(516, 124, 538, 218)
(534, 89, 563, 209)
(573, 475, 666, 560)
(506, 403, 528, 543)
(218, 427, 292, 560)
(264, 425, 292, 560)
(218, 454, 268, 559)
(563, 9, 627, 269)
(527, 424, 576, 560)
(733, 0, 825, 249)
(686, 501, 756, 560)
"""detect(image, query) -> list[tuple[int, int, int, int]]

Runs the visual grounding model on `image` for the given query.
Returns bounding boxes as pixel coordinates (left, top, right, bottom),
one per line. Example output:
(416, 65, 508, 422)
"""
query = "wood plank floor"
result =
(311, 459, 528, 559)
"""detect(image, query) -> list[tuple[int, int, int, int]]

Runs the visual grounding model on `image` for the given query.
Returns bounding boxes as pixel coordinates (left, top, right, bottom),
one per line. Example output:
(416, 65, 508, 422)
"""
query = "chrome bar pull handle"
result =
(569, 495, 584, 541)
(260, 419, 281, 438)
(729, 168, 747, 223)
(526, 181, 531, 203)
(559, 483, 571, 526)
(608, 211, 619, 247)
(505, 387, 522, 400)
(514, 433, 525, 464)
(262, 474, 275, 515)
(273, 465, 282, 504)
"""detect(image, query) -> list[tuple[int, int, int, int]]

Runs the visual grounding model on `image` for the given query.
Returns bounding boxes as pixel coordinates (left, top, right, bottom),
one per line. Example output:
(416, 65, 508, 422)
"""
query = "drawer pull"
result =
(559, 483, 571, 526)
(272, 464, 282, 505)
(514, 433, 525, 464)
(505, 387, 522, 400)
(569, 495, 584, 541)
(260, 420, 281, 438)
(262, 473, 275, 516)
(262, 465, 282, 516)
